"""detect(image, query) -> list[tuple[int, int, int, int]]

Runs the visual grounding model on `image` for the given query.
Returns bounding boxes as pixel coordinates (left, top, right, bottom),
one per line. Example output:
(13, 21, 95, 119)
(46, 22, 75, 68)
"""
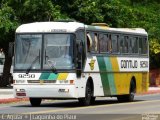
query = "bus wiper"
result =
(26, 56, 39, 74)
(47, 60, 57, 74)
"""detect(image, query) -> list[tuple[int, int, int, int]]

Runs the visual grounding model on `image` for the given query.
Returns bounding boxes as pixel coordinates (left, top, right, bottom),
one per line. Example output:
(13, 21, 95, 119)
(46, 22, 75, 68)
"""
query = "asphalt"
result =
(0, 87, 160, 104)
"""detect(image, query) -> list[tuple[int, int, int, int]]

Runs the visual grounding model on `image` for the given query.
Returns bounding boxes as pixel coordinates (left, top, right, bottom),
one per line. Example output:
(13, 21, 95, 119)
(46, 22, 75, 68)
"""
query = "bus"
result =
(12, 21, 149, 106)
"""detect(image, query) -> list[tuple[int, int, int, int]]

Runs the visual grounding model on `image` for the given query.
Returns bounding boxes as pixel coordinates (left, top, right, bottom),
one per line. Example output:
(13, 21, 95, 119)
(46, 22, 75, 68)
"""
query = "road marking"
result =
(23, 99, 160, 114)
(0, 105, 11, 110)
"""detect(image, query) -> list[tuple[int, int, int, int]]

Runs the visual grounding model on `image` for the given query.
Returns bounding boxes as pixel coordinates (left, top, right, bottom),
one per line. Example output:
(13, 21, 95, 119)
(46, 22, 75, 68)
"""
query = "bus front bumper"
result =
(13, 84, 77, 99)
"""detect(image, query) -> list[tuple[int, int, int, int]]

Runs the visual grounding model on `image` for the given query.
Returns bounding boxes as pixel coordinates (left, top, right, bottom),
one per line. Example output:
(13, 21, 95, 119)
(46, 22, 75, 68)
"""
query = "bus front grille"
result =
(27, 80, 56, 84)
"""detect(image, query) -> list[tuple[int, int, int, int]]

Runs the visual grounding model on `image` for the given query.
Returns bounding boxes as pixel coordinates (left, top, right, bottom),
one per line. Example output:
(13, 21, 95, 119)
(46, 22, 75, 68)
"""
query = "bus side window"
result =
(105, 34, 109, 52)
(94, 33, 98, 53)
(142, 37, 148, 54)
(87, 33, 92, 52)
(119, 35, 124, 53)
(99, 34, 104, 53)
(133, 37, 138, 54)
(111, 34, 119, 53)
(108, 34, 112, 53)
(128, 36, 132, 53)
(124, 36, 129, 53)
(139, 37, 143, 54)
(99, 34, 108, 53)
(87, 32, 99, 53)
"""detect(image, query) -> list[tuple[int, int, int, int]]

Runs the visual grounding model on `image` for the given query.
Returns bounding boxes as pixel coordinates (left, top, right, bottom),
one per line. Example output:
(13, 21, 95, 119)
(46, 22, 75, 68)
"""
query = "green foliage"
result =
(53, 0, 105, 24)
(0, 0, 160, 86)
(6, 0, 64, 23)
(149, 39, 160, 69)
(0, 3, 18, 50)
(150, 39, 160, 55)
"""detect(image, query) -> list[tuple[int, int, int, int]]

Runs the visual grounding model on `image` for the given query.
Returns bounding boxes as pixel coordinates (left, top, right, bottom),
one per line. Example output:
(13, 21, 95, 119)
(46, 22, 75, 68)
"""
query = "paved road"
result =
(0, 94, 160, 120)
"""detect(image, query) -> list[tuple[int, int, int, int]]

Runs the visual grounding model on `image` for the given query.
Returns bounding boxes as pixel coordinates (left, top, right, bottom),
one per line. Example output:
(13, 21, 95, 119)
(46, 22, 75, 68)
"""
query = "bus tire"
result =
(117, 80, 136, 102)
(91, 97, 96, 104)
(29, 98, 42, 107)
(78, 81, 93, 106)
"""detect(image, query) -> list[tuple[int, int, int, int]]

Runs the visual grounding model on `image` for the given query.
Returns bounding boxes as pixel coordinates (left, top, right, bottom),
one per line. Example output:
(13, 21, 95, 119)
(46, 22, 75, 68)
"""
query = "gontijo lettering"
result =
(121, 60, 138, 68)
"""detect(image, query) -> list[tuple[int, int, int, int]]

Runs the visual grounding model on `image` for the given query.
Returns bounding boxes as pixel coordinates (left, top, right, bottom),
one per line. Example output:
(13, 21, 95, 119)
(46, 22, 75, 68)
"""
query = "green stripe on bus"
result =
(39, 73, 50, 80)
(104, 57, 117, 95)
(48, 73, 58, 80)
(97, 57, 110, 95)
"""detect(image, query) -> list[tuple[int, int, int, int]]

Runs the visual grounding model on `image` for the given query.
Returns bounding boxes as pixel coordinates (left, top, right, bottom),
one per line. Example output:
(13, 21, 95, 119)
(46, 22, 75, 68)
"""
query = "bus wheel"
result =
(117, 80, 136, 102)
(78, 81, 93, 106)
(128, 80, 136, 102)
(29, 98, 42, 107)
(91, 97, 96, 104)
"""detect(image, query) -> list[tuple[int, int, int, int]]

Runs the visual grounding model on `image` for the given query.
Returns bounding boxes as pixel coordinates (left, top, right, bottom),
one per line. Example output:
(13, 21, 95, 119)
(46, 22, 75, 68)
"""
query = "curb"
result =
(137, 90, 160, 95)
(0, 98, 29, 104)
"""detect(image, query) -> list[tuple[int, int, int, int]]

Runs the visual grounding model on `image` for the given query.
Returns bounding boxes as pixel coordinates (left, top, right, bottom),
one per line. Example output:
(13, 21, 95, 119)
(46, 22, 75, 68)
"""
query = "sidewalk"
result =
(0, 88, 28, 104)
(0, 87, 160, 104)
(139, 87, 160, 95)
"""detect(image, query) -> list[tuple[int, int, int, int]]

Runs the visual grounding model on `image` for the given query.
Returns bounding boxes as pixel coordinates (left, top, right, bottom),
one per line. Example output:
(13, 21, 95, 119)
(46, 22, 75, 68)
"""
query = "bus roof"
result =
(16, 22, 85, 33)
(16, 22, 147, 35)
(86, 25, 148, 35)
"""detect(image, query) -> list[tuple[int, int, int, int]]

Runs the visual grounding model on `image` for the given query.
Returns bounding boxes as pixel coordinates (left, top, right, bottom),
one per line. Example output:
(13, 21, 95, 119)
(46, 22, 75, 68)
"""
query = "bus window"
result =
(87, 32, 99, 53)
(76, 30, 85, 41)
(133, 37, 139, 54)
(142, 37, 148, 54)
(139, 37, 143, 54)
(108, 34, 112, 53)
(119, 35, 123, 53)
(94, 33, 98, 53)
(128, 36, 132, 53)
(129, 37, 132, 53)
(99, 34, 108, 53)
(87, 33, 92, 52)
(99, 34, 104, 52)
(111, 34, 119, 53)
(124, 36, 129, 53)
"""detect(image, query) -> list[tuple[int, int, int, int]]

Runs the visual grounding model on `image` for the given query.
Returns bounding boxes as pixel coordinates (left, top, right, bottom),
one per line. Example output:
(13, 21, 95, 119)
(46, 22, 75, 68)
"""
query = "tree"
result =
(0, 0, 63, 87)
(149, 39, 160, 69)
(0, 0, 160, 87)
(7, 0, 64, 23)
(53, 0, 104, 24)
(0, 3, 18, 87)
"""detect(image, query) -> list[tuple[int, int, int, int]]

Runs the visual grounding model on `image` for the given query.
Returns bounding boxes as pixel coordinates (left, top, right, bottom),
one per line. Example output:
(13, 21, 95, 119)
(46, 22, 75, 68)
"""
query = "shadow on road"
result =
(13, 98, 145, 108)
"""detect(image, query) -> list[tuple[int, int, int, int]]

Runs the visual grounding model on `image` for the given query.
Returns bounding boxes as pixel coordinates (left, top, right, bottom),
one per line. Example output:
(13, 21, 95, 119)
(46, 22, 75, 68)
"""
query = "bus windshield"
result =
(15, 34, 74, 70)
(15, 34, 42, 70)
(43, 34, 74, 70)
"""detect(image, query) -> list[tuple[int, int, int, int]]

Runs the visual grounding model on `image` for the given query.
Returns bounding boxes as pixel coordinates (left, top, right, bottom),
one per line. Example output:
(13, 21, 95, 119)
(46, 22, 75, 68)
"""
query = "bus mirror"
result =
(76, 69, 81, 78)
(8, 42, 14, 57)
